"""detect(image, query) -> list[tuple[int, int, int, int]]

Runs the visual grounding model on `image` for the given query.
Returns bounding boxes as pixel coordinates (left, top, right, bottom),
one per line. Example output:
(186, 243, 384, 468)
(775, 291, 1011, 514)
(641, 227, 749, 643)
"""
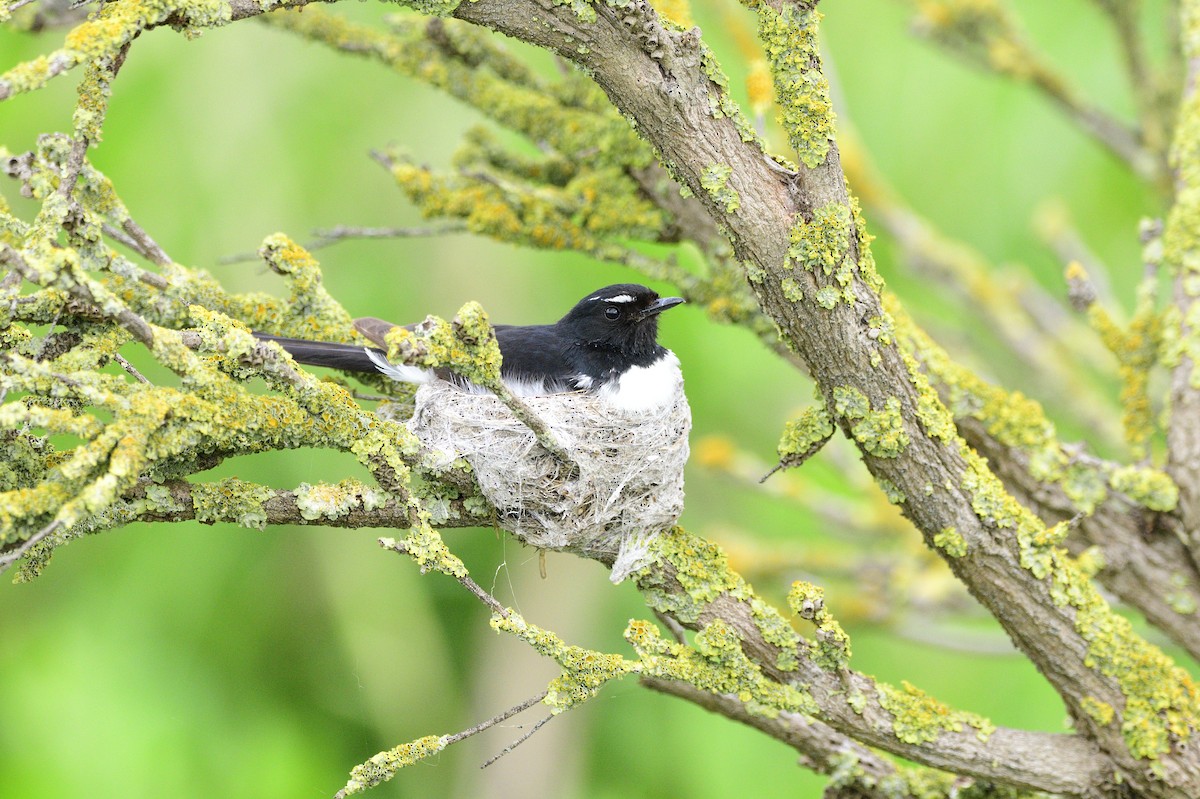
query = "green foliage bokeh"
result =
(0, 1, 1169, 797)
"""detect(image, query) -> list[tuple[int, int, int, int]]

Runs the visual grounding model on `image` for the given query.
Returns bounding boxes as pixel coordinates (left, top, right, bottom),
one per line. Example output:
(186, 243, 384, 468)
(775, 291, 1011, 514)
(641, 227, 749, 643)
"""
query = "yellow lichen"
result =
(338, 735, 447, 796)
(877, 680, 995, 744)
(754, 3, 833, 168)
(831, 386, 909, 458)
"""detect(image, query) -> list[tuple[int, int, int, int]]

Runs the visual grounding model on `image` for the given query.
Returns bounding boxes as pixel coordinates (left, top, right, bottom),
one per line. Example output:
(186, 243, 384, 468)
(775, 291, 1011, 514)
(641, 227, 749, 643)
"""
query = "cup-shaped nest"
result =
(407, 378, 690, 582)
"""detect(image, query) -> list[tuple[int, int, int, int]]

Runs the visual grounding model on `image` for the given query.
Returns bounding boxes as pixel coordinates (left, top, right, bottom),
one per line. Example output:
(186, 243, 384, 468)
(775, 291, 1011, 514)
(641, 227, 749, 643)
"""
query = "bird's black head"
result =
(557, 284, 685, 359)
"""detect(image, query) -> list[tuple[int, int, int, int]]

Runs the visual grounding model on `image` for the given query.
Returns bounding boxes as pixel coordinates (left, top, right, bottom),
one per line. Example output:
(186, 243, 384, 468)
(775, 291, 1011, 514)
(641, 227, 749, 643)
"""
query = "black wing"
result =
(255, 323, 585, 394)
(494, 324, 584, 392)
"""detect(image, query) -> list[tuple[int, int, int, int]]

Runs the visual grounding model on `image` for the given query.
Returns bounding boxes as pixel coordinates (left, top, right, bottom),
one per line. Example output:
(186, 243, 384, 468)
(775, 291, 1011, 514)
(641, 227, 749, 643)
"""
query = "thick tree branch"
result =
(959, 415, 1200, 661)
(128, 478, 493, 529)
(632, 546, 1112, 797)
(440, 0, 1198, 791)
(641, 678, 903, 790)
(1165, 0, 1200, 571)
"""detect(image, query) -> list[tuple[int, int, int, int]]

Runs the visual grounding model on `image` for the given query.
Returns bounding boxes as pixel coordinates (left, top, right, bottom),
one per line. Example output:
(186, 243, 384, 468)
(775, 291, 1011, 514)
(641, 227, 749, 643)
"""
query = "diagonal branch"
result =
(440, 0, 1198, 790)
(1165, 0, 1200, 574)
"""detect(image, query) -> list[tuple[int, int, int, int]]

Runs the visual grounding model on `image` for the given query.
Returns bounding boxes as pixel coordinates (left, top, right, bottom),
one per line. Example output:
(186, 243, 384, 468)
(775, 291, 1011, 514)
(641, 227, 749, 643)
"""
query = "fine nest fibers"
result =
(404, 376, 691, 583)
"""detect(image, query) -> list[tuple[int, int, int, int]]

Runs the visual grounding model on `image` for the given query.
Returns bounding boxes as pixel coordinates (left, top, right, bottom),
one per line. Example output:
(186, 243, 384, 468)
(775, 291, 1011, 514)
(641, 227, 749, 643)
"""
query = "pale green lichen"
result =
(2, 0, 233, 101)
(831, 386, 909, 458)
(959, 444, 1200, 759)
(630, 528, 825, 712)
(190, 478, 276, 530)
(626, 618, 818, 718)
(1108, 465, 1179, 512)
(785, 203, 859, 310)
(779, 276, 803, 303)
(700, 163, 740, 214)
(395, 0, 465, 17)
(787, 203, 852, 275)
(775, 403, 833, 470)
(383, 302, 503, 389)
(888, 294, 1199, 760)
(1162, 4, 1200, 401)
(754, 2, 834, 168)
(887, 296, 1152, 516)
(1083, 262, 1162, 457)
(633, 527, 747, 624)
(877, 477, 905, 505)
(750, 595, 803, 672)
(1060, 463, 1109, 515)
(258, 233, 357, 335)
(699, 47, 765, 146)
(384, 525, 467, 579)
(493, 611, 636, 711)
(932, 526, 967, 558)
(877, 680, 995, 745)
(1075, 545, 1106, 578)
(815, 286, 840, 309)
(1080, 695, 1116, 727)
(338, 734, 447, 796)
(295, 481, 364, 522)
(867, 314, 894, 345)
(1167, 571, 1199, 615)
(264, 7, 671, 263)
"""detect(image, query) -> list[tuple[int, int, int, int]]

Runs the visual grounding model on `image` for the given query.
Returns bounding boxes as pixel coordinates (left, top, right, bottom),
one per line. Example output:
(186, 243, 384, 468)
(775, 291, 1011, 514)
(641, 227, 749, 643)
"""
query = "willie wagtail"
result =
(255, 284, 685, 412)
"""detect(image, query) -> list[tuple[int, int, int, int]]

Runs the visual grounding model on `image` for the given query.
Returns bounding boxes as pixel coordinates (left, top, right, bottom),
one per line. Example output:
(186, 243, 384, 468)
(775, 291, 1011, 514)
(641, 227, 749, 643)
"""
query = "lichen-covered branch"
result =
(263, 6, 781, 346)
(430, 0, 1200, 792)
(5, 0, 1200, 796)
(840, 132, 1124, 448)
(625, 528, 1110, 796)
(1164, 1, 1200, 571)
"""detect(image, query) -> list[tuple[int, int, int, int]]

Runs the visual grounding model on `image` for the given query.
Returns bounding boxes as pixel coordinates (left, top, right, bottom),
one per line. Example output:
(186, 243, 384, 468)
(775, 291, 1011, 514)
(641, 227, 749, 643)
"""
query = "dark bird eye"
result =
(604, 307, 621, 320)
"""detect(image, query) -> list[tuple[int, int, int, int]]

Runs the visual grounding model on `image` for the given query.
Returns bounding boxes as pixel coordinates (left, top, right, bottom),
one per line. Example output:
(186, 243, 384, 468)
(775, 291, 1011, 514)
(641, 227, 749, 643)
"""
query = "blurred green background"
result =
(0, 1, 1186, 797)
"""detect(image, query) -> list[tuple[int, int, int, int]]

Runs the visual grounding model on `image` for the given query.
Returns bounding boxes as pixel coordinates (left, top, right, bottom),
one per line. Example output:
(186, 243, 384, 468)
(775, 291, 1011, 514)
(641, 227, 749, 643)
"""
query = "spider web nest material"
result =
(406, 379, 691, 583)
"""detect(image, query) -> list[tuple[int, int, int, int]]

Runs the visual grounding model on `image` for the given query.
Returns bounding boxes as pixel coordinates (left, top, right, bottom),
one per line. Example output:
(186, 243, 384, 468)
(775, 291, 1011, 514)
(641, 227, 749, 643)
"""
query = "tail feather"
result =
(253, 333, 383, 373)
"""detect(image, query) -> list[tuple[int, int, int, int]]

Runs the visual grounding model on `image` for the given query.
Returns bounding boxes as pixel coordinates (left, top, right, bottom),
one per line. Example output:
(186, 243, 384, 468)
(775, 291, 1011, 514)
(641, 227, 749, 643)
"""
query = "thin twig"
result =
(480, 714, 554, 768)
(113, 353, 151, 384)
(32, 304, 64, 362)
(120, 217, 173, 268)
(308, 223, 469, 249)
(4, 0, 39, 13)
(654, 609, 688, 645)
(379, 536, 510, 617)
(1094, 0, 1169, 155)
(0, 520, 63, 576)
(0, 271, 19, 406)
(55, 45, 130, 198)
(219, 223, 468, 264)
(56, 135, 91, 200)
(442, 690, 550, 748)
(101, 222, 147, 255)
(2, 245, 156, 347)
(1035, 203, 1115, 304)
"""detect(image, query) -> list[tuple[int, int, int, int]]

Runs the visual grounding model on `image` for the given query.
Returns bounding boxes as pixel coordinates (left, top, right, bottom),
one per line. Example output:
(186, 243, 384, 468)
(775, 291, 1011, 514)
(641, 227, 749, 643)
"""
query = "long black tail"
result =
(253, 333, 385, 373)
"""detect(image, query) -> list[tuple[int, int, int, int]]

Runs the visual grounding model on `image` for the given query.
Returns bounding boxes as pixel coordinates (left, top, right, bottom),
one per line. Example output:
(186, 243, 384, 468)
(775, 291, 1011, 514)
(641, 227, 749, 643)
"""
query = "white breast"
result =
(598, 351, 683, 413)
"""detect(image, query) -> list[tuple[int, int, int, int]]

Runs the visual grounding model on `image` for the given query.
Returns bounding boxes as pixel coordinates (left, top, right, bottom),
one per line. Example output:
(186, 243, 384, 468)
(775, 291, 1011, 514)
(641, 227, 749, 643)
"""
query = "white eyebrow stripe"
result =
(605, 294, 636, 303)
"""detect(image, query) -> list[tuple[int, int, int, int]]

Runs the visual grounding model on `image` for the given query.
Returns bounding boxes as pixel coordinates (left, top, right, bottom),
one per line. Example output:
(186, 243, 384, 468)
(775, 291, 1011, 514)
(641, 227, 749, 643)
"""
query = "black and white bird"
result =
(255, 284, 686, 413)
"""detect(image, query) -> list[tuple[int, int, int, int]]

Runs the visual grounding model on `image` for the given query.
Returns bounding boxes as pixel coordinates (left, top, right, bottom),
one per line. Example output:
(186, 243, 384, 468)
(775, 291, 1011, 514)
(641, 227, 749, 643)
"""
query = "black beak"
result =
(640, 296, 685, 320)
